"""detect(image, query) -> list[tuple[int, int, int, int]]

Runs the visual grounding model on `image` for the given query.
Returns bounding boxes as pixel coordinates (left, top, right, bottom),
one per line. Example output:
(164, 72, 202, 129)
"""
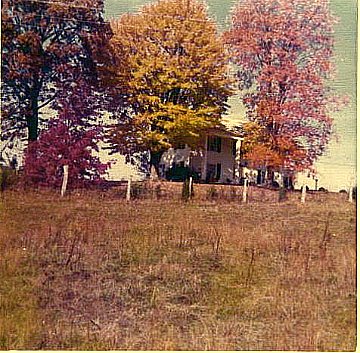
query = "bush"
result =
(154, 183, 162, 199)
(230, 186, 238, 201)
(166, 166, 199, 182)
(23, 114, 108, 190)
(206, 186, 218, 200)
(130, 182, 150, 199)
(278, 187, 287, 202)
(272, 181, 280, 189)
(0, 167, 18, 192)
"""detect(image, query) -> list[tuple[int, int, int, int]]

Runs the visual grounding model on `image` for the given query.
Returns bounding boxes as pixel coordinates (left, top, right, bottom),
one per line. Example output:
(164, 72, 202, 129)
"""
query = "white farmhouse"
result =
(159, 127, 244, 183)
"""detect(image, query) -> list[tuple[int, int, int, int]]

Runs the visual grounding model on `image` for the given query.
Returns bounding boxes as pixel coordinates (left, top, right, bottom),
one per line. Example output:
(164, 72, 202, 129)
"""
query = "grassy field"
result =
(0, 186, 356, 350)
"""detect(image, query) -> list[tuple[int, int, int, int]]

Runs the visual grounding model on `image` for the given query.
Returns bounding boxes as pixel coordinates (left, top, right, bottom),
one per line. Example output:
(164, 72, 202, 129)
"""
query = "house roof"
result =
(205, 126, 244, 140)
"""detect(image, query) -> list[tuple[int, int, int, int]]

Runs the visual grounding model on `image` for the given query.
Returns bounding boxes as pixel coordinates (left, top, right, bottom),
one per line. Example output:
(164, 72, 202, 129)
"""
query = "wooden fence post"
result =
(189, 176, 193, 200)
(348, 186, 353, 203)
(301, 184, 306, 203)
(242, 178, 248, 203)
(61, 165, 68, 197)
(126, 178, 131, 201)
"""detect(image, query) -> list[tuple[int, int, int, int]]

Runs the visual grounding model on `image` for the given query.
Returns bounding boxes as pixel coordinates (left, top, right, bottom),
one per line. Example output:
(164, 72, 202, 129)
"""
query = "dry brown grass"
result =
(0, 185, 356, 350)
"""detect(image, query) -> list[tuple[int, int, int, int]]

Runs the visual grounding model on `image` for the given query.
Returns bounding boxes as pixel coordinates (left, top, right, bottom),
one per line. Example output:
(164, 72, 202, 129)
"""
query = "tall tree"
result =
(225, 0, 338, 176)
(1, 0, 111, 144)
(108, 0, 232, 174)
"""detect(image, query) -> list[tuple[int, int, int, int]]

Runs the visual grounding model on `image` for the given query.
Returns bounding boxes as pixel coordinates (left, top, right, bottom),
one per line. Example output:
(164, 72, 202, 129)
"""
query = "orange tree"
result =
(225, 0, 338, 179)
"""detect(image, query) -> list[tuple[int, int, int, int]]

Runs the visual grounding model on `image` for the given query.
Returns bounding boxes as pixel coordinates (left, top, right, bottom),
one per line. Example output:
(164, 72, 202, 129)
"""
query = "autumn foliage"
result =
(108, 0, 232, 171)
(225, 0, 337, 172)
(1, 0, 111, 143)
(1, 0, 345, 187)
(23, 119, 108, 190)
(23, 86, 109, 189)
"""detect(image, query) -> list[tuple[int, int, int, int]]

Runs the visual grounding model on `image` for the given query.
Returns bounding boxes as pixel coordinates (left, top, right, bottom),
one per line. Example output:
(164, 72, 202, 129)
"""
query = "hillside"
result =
(0, 187, 356, 350)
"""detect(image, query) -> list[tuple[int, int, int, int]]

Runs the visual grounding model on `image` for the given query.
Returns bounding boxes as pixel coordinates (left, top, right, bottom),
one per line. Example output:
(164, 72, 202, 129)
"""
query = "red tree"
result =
(225, 0, 338, 175)
(23, 81, 109, 189)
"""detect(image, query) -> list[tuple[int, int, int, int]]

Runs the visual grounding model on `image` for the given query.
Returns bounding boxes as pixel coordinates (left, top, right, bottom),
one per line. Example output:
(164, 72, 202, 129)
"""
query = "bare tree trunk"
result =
(26, 96, 39, 141)
(26, 76, 41, 142)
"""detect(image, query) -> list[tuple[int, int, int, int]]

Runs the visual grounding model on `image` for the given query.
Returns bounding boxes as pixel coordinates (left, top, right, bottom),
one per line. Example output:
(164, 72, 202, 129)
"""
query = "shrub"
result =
(131, 182, 150, 199)
(0, 167, 18, 192)
(230, 186, 238, 201)
(272, 181, 280, 189)
(278, 187, 287, 202)
(23, 113, 108, 190)
(206, 186, 218, 200)
(166, 166, 200, 182)
(154, 183, 162, 199)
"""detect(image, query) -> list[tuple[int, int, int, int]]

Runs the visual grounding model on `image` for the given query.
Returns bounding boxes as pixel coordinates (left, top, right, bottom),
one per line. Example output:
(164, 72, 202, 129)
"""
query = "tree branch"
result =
(38, 92, 57, 110)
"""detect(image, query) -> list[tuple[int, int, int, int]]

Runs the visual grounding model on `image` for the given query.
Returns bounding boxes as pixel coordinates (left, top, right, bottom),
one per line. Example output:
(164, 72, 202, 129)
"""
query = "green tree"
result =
(108, 0, 232, 174)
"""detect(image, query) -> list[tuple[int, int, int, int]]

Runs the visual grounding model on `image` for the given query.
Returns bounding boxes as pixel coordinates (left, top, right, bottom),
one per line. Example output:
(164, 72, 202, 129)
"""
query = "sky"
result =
(105, 0, 357, 191)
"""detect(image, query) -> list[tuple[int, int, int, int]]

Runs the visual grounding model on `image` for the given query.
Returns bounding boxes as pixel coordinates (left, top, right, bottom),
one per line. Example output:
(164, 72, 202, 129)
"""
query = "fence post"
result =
(61, 165, 69, 197)
(189, 176, 193, 200)
(278, 187, 287, 202)
(126, 177, 131, 201)
(348, 186, 353, 203)
(242, 178, 248, 203)
(301, 184, 306, 203)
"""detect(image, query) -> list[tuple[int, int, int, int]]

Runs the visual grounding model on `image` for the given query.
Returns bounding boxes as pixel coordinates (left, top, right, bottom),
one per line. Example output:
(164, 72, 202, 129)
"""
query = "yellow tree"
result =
(108, 0, 232, 173)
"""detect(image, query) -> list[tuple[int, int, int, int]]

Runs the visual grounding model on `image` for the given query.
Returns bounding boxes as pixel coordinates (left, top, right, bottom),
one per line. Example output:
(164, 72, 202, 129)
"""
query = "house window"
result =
(216, 163, 221, 181)
(207, 136, 221, 153)
(176, 143, 186, 149)
(232, 140, 237, 157)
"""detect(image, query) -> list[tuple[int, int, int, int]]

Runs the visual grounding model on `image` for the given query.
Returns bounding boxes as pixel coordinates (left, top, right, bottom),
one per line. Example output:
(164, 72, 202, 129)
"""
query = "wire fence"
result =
(94, 180, 353, 203)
